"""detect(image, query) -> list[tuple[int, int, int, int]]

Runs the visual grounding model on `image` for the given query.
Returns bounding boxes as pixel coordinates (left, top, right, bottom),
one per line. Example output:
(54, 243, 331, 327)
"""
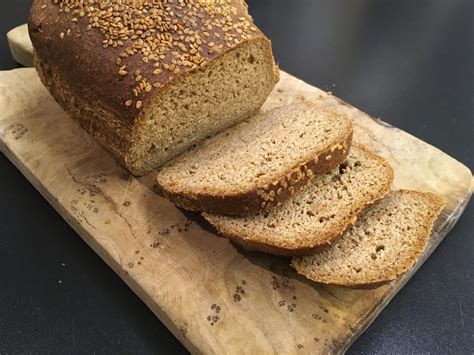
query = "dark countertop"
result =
(1, 0, 472, 353)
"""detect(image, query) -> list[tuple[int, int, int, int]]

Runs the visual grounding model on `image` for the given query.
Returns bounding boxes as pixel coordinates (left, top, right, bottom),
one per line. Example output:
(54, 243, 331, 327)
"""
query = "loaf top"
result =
(29, 0, 268, 123)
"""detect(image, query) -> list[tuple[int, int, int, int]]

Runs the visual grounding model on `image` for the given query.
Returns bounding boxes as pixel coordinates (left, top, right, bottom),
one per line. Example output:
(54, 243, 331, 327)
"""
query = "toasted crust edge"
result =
(203, 145, 395, 256)
(158, 129, 353, 215)
(291, 190, 446, 288)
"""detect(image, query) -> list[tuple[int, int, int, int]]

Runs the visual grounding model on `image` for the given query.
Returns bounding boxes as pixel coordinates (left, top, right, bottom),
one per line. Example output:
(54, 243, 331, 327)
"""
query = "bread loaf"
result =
(203, 146, 394, 255)
(28, 0, 279, 175)
(292, 190, 445, 288)
(156, 103, 353, 215)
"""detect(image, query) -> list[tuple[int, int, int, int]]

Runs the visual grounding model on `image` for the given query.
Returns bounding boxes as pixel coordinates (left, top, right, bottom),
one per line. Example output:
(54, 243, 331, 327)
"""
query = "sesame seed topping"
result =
(125, 100, 133, 107)
(52, 0, 258, 107)
(136, 100, 143, 109)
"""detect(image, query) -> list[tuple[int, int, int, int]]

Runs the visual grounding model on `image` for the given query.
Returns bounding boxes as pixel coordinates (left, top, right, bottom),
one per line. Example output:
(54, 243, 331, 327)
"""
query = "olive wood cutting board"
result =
(1, 25, 472, 354)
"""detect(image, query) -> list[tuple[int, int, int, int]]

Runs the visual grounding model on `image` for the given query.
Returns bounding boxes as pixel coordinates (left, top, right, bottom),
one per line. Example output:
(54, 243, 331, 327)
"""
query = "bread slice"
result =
(203, 146, 394, 255)
(156, 103, 353, 215)
(29, 0, 279, 176)
(292, 190, 445, 289)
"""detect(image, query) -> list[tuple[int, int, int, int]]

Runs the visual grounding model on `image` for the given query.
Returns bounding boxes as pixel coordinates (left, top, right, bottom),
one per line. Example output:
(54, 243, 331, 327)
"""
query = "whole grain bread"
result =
(203, 146, 394, 255)
(28, 0, 279, 175)
(292, 190, 445, 289)
(157, 103, 353, 215)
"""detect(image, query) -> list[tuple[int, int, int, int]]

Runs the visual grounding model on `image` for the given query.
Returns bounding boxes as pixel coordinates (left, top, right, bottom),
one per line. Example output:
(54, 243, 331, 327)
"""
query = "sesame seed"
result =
(136, 101, 143, 109)
(125, 100, 133, 107)
(52, 0, 259, 106)
(326, 155, 332, 161)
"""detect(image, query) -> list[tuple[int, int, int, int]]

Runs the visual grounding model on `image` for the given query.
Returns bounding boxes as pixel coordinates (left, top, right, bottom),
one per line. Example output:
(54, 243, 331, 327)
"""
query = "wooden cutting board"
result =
(1, 27, 472, 354)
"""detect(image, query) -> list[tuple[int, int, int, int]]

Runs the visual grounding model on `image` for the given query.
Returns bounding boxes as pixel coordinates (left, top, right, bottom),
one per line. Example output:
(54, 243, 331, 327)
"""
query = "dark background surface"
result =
(1, 0, 472, 353)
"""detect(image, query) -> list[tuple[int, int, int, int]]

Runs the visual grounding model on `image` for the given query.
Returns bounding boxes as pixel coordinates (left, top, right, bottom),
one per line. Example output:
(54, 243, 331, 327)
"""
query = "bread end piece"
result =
(292, 190, 446, 288)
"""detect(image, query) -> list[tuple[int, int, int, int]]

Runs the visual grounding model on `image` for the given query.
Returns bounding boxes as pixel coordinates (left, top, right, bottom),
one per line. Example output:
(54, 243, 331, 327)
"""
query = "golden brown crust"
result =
(160, 130, 353, 215)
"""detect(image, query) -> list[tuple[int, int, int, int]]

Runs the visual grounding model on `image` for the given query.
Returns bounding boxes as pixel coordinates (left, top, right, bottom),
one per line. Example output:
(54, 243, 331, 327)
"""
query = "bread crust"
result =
(291, 190, 446, 288)
(216, 193, 381, 257)
(203, 145, 395, 255)
(28, 0, 278, 175)
(160, 130, 353, 215)
(33, 37, 276, 175)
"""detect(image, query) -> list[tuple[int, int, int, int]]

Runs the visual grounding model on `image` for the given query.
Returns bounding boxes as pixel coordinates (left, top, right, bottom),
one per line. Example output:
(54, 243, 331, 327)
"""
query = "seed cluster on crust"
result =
(256, 144, 347, 210)
(47, 0, 258, 108)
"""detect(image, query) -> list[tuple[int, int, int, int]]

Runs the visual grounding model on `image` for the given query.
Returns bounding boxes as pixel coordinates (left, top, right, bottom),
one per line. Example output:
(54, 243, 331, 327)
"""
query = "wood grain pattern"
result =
(1, 65, 471, 354)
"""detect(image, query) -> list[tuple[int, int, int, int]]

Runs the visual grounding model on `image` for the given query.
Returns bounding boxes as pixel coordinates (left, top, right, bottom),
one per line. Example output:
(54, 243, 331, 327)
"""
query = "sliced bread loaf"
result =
(156, 103, 353, 215)
(292, 190, 445, 289)
(203, 146, 394, 255)
(30, 0, 279, 175)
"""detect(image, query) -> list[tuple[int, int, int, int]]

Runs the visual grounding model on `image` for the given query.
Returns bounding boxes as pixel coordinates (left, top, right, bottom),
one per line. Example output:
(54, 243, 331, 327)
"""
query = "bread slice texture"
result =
(292, 190, 445, 289)
(157, 103, 353, 215)
(29, 0, 279, 176)
(203, 146, 394, 255)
